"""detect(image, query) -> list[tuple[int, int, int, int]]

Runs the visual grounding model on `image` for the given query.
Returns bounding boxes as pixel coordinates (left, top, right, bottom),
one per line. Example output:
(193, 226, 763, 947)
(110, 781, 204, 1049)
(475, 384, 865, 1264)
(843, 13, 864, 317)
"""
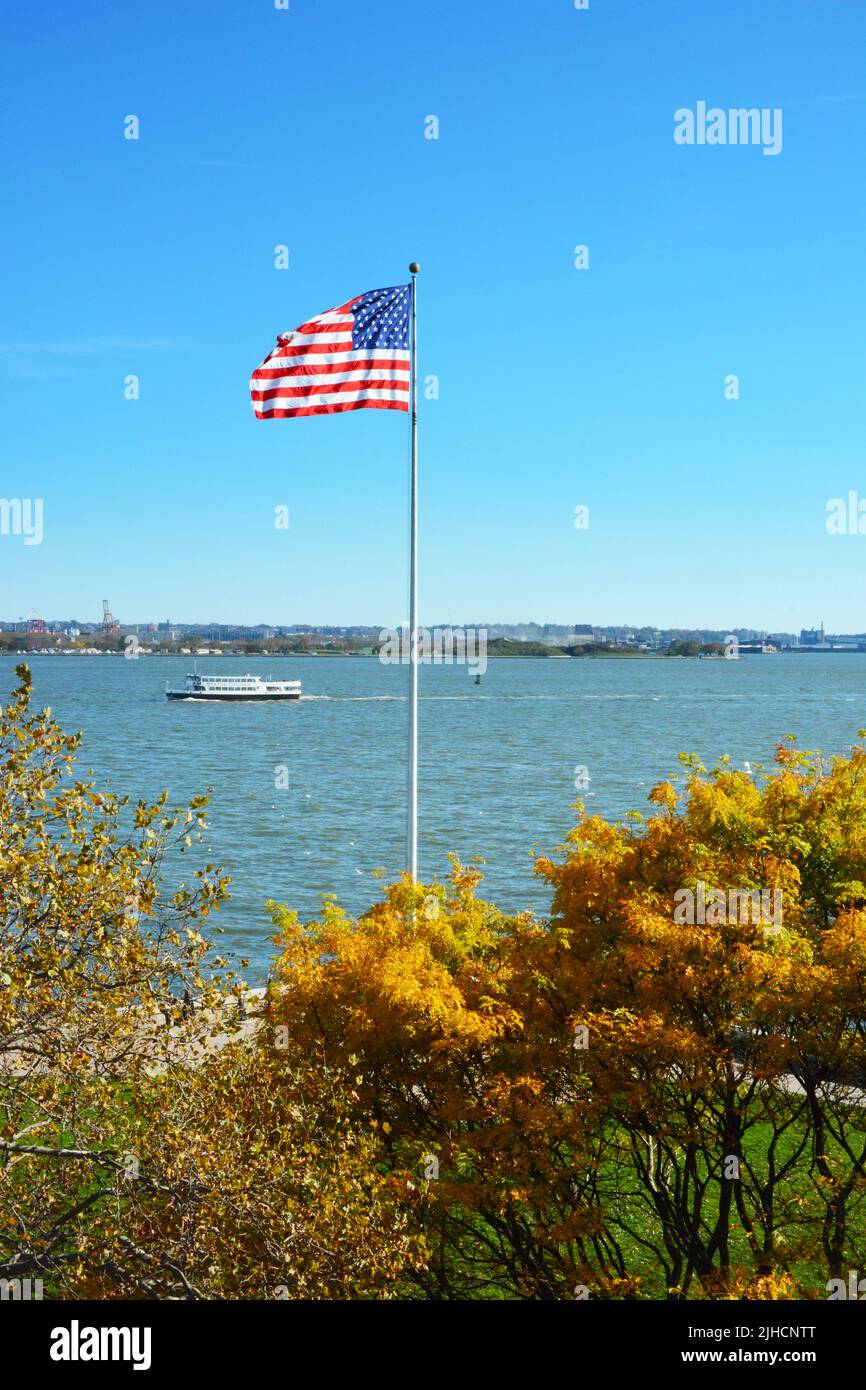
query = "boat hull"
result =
(166, 691, 301, 701)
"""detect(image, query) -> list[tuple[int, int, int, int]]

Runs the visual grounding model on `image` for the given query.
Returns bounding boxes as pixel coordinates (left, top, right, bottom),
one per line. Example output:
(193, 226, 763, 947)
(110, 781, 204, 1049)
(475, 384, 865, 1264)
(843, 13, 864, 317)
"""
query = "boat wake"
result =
(300, 694, 403, 702)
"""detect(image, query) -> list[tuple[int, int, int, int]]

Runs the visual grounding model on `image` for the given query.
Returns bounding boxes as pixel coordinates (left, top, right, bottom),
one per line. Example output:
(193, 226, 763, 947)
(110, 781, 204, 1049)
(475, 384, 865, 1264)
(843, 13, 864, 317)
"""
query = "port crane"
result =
(101, 600, 120, 638)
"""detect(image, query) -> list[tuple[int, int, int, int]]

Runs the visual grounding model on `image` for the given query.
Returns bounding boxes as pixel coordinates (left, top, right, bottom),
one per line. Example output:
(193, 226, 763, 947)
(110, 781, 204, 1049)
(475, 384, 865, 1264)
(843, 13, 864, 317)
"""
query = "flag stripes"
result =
(250, 285, 411, 419)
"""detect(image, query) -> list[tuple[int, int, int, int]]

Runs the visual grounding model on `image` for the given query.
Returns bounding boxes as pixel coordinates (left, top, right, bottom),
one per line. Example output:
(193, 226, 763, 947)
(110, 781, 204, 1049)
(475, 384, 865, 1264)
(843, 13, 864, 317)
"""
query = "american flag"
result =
(250, 284, 411, 419)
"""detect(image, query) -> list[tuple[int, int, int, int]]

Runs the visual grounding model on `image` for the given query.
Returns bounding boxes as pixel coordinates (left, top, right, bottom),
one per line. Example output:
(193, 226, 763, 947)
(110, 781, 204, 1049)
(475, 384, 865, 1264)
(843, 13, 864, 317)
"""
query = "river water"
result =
(4, 652, 865, 977)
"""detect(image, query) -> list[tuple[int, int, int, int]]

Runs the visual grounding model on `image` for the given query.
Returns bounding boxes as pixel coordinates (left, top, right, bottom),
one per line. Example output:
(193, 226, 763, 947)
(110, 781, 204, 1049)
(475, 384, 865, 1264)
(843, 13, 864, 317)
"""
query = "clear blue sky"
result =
(2, 0, 865, 631)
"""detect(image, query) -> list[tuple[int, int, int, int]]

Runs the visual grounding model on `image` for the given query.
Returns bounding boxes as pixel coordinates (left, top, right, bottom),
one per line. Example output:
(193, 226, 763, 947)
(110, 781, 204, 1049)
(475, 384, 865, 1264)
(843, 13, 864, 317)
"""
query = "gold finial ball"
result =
(409, 262, 420, 274)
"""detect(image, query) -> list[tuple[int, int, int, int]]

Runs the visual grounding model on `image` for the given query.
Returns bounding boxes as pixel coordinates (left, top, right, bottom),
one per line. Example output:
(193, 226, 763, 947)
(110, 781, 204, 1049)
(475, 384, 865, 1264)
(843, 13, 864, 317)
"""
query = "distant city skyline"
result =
(0, 614, 851, 645)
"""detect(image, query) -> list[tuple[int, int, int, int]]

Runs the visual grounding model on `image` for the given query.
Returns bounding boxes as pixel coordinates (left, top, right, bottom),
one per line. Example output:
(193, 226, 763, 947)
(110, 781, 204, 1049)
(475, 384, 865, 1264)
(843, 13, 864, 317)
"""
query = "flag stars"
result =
(351, 285, 410, 351)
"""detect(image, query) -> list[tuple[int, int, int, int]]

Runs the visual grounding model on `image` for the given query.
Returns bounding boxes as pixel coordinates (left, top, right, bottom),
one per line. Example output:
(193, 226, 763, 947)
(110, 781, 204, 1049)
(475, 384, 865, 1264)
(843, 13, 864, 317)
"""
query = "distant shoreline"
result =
(6, 649, 862, 661)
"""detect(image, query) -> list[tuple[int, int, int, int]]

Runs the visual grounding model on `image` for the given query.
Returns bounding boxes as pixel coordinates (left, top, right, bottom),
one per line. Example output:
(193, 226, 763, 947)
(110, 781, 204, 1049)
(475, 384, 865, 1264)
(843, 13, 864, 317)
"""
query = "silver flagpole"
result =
(407, 262, 420, 880)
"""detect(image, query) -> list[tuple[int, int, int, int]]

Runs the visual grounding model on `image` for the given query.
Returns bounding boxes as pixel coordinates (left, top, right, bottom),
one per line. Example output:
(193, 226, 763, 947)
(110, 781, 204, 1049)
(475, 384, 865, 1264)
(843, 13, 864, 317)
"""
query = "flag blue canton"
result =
(351, 285, 411, 350)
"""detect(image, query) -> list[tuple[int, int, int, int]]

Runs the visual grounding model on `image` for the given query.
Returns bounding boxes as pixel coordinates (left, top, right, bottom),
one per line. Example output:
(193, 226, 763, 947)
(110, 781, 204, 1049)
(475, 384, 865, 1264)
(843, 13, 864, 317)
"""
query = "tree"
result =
(7, 657, 866, 1300)
(267, 870, 636, 1299)
(0, 664, 230, 1289)
(268, 741, 866, 1299)
(74, 1040, 422, 1299)
(0, 665, 417, 1298)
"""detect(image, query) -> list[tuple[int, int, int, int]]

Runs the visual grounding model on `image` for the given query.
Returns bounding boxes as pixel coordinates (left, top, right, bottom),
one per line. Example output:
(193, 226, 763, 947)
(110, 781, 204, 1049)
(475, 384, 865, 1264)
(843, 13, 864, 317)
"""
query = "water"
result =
(4, 652, 866, 978)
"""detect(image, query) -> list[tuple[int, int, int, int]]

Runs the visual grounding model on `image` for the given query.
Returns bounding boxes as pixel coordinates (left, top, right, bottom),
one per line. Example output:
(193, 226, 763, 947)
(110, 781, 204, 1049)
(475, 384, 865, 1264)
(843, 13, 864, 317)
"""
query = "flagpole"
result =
(407, 262, 420, 881)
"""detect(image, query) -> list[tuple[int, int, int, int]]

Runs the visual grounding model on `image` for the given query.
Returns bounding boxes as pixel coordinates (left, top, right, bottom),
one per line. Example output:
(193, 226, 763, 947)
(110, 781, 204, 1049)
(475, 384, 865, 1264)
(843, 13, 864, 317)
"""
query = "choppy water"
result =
(5, 652, 866, 978)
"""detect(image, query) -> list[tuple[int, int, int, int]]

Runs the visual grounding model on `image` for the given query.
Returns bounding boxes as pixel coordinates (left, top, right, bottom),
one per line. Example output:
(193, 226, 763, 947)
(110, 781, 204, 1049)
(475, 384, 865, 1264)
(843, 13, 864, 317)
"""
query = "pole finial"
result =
(409, 262, 420, 274)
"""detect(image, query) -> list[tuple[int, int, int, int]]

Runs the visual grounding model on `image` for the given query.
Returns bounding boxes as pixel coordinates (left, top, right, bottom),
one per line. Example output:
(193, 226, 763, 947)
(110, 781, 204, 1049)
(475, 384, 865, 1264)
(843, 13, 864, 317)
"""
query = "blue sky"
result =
(2, 0, 865, 631)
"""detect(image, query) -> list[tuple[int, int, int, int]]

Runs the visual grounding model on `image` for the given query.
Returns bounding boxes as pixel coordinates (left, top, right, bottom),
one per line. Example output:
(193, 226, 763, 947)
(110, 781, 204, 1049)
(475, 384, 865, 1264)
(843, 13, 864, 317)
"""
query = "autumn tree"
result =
(268, 741, 866, 1300)
(536, 742, 866, 1295)
(7, 656, 865, 1300)
(268, 872, 634, 1299)
(0, 665, 417, 1298)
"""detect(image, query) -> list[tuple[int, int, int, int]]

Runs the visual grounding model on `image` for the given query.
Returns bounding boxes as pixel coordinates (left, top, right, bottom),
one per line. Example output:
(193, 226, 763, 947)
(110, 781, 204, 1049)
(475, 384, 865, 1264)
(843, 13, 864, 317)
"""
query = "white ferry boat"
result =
(166, 668, 301, 701)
